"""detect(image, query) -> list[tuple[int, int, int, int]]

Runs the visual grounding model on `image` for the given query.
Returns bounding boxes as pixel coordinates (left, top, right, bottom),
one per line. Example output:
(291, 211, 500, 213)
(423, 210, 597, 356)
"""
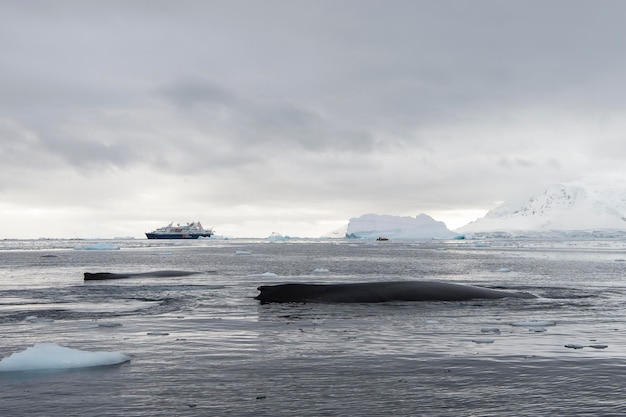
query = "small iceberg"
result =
(0, 342, 130, 372)
(235, 250, 252, 255)
(313, 268, 330, 274)
(266, 232, 290, 241)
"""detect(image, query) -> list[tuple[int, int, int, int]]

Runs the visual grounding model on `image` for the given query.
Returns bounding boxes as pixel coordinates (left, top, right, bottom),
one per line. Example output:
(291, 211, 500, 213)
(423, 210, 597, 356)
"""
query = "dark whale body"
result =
(84, 270, 203, 281)
(256, 281, 535, 304)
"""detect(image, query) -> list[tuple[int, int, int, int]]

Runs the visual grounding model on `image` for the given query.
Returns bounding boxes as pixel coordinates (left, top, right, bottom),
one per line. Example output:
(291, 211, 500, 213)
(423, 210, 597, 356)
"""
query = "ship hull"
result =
(145, 233, 212, 239)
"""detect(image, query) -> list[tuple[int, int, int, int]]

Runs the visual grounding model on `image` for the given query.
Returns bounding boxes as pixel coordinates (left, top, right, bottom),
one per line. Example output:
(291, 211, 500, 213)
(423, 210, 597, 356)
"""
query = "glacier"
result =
(456, 178, 626, 237)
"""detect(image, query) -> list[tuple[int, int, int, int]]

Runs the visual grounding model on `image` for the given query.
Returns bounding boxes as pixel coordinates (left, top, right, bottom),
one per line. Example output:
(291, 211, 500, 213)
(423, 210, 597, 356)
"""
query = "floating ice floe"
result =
(480, 327, 501, 334)
(24, 316, 53, 323)
(564, 343, 608, 350)
(496, 268, 511, 273)
(0, 342, 130, 372)
(74, 242, 121, 251)
(510, 320, 556, 327)
(235, 250, 252, 255)
(247, 272, 278, 278)
(313, 268, 330, 274)
(98, 322, 123, 328)
(472, 339, 495, 344)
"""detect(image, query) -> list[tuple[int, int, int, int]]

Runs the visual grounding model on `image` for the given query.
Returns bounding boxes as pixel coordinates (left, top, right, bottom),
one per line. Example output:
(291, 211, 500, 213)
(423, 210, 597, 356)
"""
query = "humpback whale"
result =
(255, 281, 534, 304)
(84, 270, 204, 281)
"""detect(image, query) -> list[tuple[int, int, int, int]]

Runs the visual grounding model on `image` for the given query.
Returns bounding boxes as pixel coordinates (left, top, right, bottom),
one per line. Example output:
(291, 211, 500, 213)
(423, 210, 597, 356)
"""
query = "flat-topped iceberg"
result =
(345, 213, 455, 239)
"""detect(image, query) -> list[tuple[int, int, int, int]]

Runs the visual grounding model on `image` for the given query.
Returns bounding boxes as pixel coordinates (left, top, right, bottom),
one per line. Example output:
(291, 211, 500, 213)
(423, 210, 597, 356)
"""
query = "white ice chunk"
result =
(235, 250, 252, 255)
(313, 268, 330, 274)
(496, 268, 511, 272)
(0, 342, 130, 372)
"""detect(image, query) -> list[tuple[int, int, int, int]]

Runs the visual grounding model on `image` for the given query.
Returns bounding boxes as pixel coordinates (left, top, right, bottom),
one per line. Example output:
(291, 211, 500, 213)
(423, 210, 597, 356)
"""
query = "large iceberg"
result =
(345, 213, 455, 239)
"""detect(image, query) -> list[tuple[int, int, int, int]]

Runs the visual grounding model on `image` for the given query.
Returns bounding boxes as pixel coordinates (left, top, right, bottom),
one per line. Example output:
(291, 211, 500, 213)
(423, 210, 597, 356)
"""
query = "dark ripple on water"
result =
(0, 283, 227, 323)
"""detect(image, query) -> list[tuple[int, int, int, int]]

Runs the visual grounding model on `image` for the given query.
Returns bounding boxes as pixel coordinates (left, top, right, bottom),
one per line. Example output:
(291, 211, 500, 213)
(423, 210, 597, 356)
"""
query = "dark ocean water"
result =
(1, 238, 626, 416)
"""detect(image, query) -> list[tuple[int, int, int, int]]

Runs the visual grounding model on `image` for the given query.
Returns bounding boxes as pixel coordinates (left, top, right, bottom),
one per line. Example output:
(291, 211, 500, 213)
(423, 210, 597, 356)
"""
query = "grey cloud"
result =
(2, 0, 626, 237)
(160, 81, 237, 109)
(158, 77, 377, 154)
(42, 134, 139, 171)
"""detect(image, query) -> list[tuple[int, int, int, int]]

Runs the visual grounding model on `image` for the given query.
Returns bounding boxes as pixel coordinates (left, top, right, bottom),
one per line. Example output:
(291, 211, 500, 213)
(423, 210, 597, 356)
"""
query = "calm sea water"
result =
(1, 238, 626, 416)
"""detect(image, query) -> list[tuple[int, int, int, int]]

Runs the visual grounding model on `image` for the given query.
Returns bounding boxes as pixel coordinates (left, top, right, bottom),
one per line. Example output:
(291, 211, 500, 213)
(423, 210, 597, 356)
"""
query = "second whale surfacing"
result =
(255, 281, 535, 304)
(84, 270, 204, 281)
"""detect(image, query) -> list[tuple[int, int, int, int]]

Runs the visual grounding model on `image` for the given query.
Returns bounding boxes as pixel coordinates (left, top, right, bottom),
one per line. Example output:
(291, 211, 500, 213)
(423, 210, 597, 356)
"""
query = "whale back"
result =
(256, 281, 534, 304)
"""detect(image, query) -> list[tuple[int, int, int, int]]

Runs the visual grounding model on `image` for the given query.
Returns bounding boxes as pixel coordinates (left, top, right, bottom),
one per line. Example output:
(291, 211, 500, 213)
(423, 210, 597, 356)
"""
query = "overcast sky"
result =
(1, 0, 626, 238)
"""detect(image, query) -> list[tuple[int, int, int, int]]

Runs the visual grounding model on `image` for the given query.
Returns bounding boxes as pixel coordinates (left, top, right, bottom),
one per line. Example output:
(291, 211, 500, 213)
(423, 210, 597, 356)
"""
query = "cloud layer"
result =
(2, 1, 626, 238)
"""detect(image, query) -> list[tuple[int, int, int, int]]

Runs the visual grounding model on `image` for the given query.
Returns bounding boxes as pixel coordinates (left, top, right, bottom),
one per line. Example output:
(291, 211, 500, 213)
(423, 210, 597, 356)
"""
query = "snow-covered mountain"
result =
(343, 213, 455, 239)
(457, 178, 626, 237)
